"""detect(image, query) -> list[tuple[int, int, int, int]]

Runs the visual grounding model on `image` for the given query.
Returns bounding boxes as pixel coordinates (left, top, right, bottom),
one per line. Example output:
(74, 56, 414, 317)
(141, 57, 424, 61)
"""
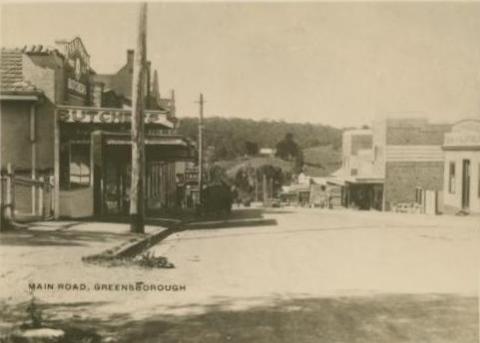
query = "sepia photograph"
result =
(0, 1, 479, 342)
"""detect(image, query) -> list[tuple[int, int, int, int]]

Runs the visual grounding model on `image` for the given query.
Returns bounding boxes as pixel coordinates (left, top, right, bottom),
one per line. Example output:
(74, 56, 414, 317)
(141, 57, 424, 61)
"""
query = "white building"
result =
(341, 129, 375, 178)
(442, 119, 480, 214)
(337, 129, 383, 210)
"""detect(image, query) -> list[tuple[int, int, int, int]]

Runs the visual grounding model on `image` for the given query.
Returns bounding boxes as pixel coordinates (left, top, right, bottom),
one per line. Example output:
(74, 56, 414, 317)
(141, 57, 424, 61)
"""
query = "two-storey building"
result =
(1, 37, 194, 220)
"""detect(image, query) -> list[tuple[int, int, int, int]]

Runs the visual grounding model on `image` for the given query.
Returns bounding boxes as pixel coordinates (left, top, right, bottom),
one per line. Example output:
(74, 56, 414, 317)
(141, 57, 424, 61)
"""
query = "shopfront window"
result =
(449, 162, 455, 194)
(70, 144, 91, 188)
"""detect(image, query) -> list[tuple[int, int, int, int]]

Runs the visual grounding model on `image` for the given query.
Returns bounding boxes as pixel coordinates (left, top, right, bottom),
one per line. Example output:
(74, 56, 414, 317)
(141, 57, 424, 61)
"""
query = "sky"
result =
(1, 2, 480, 128)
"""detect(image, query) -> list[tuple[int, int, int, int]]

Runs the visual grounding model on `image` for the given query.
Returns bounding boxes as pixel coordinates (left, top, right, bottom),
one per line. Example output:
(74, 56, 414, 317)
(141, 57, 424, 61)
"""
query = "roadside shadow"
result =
(169, 208, 277, 231)
(0, 228, 135, 247)
(184, 218, 277, 231)
(261, 209, 295, 215)
(2, 294, 475, 343)
(222, 208, 264, 220)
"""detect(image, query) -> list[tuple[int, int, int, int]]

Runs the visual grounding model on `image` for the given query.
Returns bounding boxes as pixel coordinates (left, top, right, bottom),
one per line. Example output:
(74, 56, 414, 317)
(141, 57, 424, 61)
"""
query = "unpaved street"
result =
(149, 208, 479, 301)
(1, 209, 478, 342)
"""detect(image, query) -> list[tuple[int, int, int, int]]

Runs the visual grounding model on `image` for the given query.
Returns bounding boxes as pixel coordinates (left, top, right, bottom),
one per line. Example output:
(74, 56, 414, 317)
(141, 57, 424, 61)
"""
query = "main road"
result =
(150, 207, 479, 301)
(1, 208, 478, 342)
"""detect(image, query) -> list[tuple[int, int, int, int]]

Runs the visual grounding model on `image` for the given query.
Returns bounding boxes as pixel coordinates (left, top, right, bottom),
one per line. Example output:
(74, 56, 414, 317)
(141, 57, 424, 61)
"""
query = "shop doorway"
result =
(104, 146, 131, 215)
(461, 159, 470, 210)
(101, 146, 176, 216)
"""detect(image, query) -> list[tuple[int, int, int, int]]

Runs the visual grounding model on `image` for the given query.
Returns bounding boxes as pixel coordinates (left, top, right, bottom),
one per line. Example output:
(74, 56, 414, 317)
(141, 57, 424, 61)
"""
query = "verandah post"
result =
(39, 176, 45, 219)
(5, 163, 15, 222)
(130, 3, 148, 234)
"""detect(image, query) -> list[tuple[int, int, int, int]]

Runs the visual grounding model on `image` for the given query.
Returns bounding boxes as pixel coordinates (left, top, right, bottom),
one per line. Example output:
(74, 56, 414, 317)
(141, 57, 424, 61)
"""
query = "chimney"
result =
(170, 89, 176, 117)
(146, 61, 151, 107)
(54, 39, 68, 56)
(127, 49, 134, 65)
(92, 81, 104, 107)
(152, 69, 160, 101)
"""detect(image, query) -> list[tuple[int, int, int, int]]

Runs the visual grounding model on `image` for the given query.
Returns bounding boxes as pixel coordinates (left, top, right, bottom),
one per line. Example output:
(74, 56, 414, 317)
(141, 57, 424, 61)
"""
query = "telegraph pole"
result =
(130, 3, 147, 233)
(197, 93, 205, 212)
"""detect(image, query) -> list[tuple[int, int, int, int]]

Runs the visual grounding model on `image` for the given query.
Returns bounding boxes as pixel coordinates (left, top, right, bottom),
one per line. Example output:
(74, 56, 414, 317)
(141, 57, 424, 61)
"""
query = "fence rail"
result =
(1, 163, 54, 229)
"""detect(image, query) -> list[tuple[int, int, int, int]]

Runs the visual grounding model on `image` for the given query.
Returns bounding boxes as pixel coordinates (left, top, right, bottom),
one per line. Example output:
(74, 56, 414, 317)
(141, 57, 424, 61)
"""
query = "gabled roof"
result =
(94, 74, 114, 89)
(0, 48, 42, 96)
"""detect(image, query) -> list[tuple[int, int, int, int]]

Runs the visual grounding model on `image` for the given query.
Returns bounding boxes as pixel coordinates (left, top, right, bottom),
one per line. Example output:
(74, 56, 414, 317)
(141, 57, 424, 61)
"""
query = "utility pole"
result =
(197, 93, 205, 213)
(130, 3, 147, 233)
(255, 168, 259, 202)
(262, 173, 267, 206)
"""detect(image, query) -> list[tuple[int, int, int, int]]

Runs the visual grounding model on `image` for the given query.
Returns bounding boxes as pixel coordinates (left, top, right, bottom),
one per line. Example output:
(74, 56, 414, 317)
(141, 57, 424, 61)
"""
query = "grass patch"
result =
(82, 251, 174, 269)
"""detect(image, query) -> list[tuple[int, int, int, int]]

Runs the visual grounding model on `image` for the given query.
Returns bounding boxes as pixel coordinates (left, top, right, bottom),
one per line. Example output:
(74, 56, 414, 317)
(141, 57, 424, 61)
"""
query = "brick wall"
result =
(386, 119, 450, 146)
(384, 161, 444, 209)
(23, 54, 57, 103)
(35, 102, 55, 170)
(25, 52, 88, 106)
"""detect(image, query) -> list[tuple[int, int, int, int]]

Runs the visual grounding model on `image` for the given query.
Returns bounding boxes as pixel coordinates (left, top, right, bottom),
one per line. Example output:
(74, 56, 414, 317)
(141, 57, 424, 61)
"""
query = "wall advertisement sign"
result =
(67, 78, 87, 96)
(59, 37, 90, 99)
(444, 120, 480, 148)
(444, 132, 480, 148)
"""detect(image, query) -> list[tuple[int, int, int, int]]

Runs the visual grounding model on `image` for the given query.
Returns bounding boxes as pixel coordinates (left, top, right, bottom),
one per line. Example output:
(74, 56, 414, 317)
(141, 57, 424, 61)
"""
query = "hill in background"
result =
(177, 117, 342, 161)
(302, 145, 342, 177)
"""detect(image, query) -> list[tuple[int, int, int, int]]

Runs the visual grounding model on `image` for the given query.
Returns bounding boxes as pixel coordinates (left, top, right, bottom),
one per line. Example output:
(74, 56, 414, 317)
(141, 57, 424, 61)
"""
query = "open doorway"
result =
(461, 159, 470, 210)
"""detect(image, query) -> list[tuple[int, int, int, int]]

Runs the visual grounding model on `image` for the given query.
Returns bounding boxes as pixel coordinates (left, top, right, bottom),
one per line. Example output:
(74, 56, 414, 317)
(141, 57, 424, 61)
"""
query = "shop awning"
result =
(100, 132, 196, 161)
(105, 135, 190, 146)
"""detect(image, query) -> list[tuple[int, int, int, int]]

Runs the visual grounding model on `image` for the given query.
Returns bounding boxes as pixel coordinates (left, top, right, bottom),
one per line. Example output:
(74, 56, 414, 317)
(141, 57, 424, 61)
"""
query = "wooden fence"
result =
(1, 164, 54, 229)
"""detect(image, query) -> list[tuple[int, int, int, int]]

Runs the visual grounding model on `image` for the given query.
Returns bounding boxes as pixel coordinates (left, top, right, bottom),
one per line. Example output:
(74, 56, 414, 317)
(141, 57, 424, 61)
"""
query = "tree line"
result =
(177, 117, 342, 161)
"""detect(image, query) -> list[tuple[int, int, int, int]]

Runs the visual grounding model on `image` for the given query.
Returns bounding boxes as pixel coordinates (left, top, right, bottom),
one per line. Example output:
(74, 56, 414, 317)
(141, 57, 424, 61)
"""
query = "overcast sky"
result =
(1, 2, 480, 128)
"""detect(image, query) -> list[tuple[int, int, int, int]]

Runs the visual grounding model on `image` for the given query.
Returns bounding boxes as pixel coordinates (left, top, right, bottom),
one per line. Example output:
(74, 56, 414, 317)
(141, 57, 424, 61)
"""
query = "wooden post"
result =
(5, 163, 14, 221)
(50, 175, 54, 217)
(30, 104, 37, 215)
(54, 109, 60, 219)
(197, 93, 204, 211)
(130, 3, 148, 233)
(91, 131, 105, 217)
(255, 168, 259, 202)
(39, 177, 44, 219)
(269, 177, 274, 199)
(262, 173, 267, 205)
(0, 174, 4, 231)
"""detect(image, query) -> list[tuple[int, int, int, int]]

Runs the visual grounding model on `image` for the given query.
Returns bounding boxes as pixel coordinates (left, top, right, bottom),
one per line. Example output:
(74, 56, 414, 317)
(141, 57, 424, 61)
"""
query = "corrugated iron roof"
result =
(0, 48, 41, 95)
(21, 44, 59, 55)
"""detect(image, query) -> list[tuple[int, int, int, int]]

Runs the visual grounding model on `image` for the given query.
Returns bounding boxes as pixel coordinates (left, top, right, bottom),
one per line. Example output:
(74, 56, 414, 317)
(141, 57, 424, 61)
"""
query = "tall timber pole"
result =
(130, 3, 147, 233)
(197, 93, 205, 213)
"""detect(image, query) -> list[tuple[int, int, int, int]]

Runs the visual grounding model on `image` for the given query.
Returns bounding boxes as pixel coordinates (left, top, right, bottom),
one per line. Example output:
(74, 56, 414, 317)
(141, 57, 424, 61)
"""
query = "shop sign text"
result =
(57, 107, 170, 126)
(67, 78, 87, 96)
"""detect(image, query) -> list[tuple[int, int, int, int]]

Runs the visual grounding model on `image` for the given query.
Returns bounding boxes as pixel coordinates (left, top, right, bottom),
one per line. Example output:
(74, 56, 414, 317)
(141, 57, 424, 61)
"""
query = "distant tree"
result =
(256, 164, 285, 198)
(215, 145, 229, 160)
(275, 133, 304, 173)
(294, 149, 304, 174)
(306, 138, 321, 147)
(234, 167, 255, 203)
(205, 145, 216, 164)
(244, 141, 259, 156)
(207, 164, 227, 184)
(275, 133, 300, 161)
(332, 140, 342, 151)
